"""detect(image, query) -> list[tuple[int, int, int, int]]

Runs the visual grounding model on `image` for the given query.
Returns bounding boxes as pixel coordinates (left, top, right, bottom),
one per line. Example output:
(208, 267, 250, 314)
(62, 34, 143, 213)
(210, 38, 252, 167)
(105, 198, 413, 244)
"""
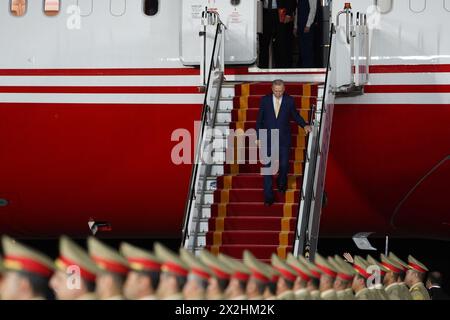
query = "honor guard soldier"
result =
(286, 253, 312, 300)
(180, 248, 211, 300)
(154, 243, 188, 300)
(314, 253, 338, 300)
(329, 256, 354, 300)
(199, 250, 231, 300)
(333, 255, 355, 299)
(1, 235, 54, 300)
(263, 264, 280, 300)
(218, 253, 250, 300)
(120, 242, 161, 300)
(243, 250, 271, 300)
(366, 255, 390, 300)
(51, 236, 98, 300)
(298, 255, 321, 299)
(388, 252, 413, 300)
(380, 254, 409, 300)
(271, 253, 297, 300)
(352, 256, 378, 300)
(87, 237, 128, 300)
(405, 255, 431, 300)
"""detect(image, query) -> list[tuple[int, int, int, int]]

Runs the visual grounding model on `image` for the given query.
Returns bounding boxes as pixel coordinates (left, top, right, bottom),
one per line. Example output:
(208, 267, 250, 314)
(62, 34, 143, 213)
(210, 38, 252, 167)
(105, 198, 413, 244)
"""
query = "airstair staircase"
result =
(182, 5, 369, 261)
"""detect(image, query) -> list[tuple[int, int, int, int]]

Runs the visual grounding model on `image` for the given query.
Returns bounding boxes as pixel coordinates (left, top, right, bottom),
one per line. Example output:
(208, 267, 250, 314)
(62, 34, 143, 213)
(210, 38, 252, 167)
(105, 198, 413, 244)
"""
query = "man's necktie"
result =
(268, 0, 273, 9)
(275, 98, 281, 118)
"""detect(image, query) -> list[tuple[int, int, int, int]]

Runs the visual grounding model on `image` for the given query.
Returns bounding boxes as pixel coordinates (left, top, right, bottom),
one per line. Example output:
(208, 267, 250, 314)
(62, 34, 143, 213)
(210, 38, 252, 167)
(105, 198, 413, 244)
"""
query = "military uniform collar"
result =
(355, 287, 369, 298)
(277, 290, 295, 299)
(320, 289, 336, 299)
(344, 288, 353, 293)
(409, 282, 425, 291)
(385, 282, 400, 291)
(295, 288, 309, 295)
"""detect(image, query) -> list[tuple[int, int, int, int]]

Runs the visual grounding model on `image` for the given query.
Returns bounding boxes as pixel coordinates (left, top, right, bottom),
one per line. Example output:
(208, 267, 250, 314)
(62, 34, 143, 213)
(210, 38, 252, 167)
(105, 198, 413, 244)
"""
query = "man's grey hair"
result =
(272, 79, 285, 87)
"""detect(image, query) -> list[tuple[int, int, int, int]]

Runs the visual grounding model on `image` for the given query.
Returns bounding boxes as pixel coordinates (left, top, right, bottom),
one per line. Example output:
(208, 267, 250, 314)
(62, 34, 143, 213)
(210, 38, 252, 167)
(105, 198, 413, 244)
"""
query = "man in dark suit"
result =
(259, 0, 297, 68)
(426, 271, 450, 300)
(296, 0, 318, 68)
(256, 79, 312, 205)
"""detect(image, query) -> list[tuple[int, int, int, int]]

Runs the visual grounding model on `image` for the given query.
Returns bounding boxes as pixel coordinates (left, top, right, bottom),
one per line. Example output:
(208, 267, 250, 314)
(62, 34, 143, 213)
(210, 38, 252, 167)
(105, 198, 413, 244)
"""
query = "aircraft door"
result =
(180, 0, 258, 65)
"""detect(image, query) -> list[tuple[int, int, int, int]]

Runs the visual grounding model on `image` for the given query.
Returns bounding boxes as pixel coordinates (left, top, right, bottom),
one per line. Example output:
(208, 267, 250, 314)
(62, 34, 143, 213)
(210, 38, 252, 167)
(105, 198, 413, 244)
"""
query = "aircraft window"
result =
(409, 0, 426, 13)
(110, 0, 126, 17)
(76, 0, 93, 17)
(143, 0, 158, 16)
(10, 0, 27, 17)
(44, 0, 60, 16)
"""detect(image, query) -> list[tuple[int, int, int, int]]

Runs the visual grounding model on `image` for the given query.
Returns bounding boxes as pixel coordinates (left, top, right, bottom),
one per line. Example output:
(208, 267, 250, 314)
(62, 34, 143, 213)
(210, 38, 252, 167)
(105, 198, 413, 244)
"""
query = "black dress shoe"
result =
(264, 198, 275, 206)
(278, 186, 287, 193)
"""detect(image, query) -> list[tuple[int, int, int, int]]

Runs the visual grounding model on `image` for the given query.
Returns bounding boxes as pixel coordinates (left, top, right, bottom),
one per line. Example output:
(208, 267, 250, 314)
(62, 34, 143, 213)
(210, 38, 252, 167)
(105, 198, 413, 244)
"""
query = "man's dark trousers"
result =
(262, 146, 290, 201)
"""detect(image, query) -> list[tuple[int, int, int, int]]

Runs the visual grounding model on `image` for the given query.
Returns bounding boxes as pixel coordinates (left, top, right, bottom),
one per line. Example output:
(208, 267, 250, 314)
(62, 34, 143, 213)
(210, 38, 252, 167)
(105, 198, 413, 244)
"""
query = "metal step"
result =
(211, 98, 233, 111)
(220, 86, 235, 99)
(194, 203, 212, 218)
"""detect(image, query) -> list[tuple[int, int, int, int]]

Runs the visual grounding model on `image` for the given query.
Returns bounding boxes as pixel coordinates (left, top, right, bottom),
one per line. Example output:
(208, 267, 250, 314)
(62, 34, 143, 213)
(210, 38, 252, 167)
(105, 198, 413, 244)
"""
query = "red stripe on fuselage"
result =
(0, 86, 202, 94)
(0, 64, 448, 76)
(369, 64, 450, 73)
(0, 68, 201, 76)
(364, 84, 450, 93)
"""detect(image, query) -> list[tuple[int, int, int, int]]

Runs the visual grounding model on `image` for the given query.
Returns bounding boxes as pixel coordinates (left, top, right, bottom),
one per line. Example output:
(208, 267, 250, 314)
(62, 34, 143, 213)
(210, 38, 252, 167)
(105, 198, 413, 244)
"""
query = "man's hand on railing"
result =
(304, 125, 313, 134)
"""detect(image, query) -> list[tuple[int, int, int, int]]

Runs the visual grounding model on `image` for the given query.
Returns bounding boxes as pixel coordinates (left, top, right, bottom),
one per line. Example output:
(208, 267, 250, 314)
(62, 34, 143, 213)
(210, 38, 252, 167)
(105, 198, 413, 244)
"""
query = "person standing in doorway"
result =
(296, 0, 317, 67)
(259, 0, 297, 68)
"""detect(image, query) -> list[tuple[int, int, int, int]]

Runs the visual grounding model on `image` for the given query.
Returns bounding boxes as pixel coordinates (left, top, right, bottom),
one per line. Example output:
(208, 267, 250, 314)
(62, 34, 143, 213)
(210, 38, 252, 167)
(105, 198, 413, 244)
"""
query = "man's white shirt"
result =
(273, 95, 283, 116)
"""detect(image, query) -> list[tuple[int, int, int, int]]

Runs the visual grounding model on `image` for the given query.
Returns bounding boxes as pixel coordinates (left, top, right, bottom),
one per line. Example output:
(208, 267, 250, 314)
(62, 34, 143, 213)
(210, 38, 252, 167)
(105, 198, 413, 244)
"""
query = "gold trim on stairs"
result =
(239, 96, 248, 109)
(279, 231, 290, 246)
(288, 176, 297, 189)
(220, 189, 230, 203)
(213, 231, 222, 246)
(223, 175, 233, 189)
(301, 96, 310, 109)
(215, 217, 225, 232)
(281, 217, 291, 231)
(283, 203, 294, 218)
(303, 83, 312, 97)
(294, 148, 304, 161)
(218, 203, 227, 217)
(277, 246, 287, 259)
(210, 246, 220, 255)
(241, 83, 250, 97)
(285, 190, 295, 203)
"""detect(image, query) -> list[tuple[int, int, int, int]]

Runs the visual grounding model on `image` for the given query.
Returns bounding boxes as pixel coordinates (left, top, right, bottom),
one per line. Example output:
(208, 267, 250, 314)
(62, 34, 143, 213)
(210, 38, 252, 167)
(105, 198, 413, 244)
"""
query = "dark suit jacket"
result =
(256, 94, 308, 148)
(428, 287, 450, 300)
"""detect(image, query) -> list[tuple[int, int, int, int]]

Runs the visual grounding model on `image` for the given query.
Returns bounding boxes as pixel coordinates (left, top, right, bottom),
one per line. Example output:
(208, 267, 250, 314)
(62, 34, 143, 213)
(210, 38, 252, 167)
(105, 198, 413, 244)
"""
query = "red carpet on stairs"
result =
(205, 82, 318, 261)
